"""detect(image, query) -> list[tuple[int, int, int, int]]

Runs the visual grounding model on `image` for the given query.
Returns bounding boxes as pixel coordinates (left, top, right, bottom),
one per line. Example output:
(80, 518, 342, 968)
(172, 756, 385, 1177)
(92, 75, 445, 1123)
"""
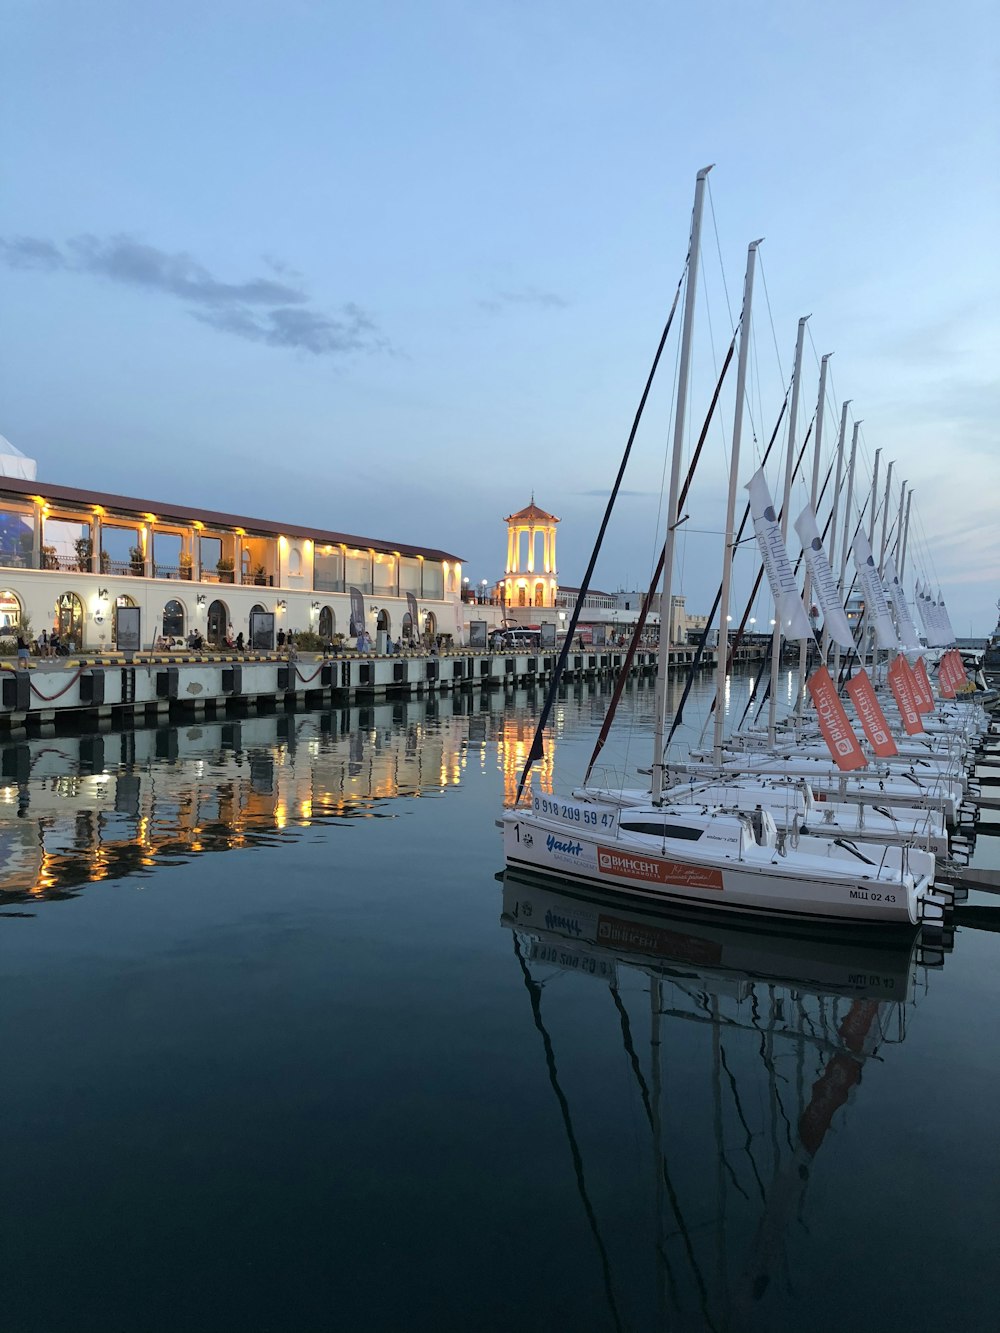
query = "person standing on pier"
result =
(277, 628, 286, 649)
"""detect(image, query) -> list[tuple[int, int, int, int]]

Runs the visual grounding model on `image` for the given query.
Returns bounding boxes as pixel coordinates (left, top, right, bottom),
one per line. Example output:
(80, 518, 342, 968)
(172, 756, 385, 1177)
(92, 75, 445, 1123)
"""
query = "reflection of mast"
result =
(731, 997, 886, 1318)
(503, 874, 929, 1331)
(511, 934, 624, 1333)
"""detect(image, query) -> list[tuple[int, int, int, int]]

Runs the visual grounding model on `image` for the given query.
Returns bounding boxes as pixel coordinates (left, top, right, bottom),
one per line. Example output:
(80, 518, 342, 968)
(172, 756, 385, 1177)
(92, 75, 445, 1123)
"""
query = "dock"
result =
(0, 646, 691, 734)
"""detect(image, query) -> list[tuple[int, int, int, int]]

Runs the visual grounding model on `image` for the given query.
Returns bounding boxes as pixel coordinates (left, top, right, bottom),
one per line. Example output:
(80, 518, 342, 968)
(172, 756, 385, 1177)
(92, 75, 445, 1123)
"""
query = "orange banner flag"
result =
(846, 669, 898, 757)
(888, 655, 925, 734)
(913, 656, 935, 713)
(937, 653, 956, 699)
(807, 667, 867, 771)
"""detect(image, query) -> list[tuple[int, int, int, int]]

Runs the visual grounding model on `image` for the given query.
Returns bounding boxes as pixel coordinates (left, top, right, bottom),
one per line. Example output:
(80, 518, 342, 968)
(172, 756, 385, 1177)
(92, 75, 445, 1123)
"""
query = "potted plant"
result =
(217, 555, 235, 584)
(252, 563, 267, 586)
(74, 536, 93, 571)
(179, 551, 193, 580)
(100, 549, 111, 573)
(129, 544, 145, 576)
(40, 544, 59, 570)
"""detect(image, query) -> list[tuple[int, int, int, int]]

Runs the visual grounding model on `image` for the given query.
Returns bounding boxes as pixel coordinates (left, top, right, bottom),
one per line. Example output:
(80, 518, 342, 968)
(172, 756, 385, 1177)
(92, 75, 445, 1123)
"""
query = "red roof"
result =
(0, 475, 463, 563)
(504, 500, 560, 524)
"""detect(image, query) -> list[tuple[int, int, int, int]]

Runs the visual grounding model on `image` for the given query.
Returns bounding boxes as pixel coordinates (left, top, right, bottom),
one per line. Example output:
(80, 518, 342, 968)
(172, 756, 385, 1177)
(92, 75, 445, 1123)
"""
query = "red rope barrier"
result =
(30, 667, 85, 701)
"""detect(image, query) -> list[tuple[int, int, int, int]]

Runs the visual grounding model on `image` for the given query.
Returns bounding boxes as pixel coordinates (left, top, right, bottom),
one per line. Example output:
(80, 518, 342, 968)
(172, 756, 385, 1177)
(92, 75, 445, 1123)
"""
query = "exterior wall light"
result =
(197, 595, 206, 608)
(98, 588, 109, 602)
(277, 599, 287, 611)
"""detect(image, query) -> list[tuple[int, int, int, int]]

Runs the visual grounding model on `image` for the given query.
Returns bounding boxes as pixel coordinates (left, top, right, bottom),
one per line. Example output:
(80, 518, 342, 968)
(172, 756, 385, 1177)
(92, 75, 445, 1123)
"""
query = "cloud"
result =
(0, 237, 66, 270)
(195, 303, 387, 357)
(480, 285, 570, 312)
(0, 233, 387, 357)
(65, 234, 306, 305)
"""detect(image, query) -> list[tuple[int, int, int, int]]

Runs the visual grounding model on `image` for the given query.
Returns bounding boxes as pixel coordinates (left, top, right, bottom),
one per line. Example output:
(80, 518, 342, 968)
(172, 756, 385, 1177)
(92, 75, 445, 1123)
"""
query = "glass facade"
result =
(314, 549, 345, 593)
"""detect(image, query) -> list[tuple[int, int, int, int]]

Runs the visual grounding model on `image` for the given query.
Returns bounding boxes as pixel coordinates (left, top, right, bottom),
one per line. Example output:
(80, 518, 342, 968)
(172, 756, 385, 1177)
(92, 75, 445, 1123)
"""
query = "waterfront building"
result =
(497, 500, 559, 609)
(0, 475, 466, 651)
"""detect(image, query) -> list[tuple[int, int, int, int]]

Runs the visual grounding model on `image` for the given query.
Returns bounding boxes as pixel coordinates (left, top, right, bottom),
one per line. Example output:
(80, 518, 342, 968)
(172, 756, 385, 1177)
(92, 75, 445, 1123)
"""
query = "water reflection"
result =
(0, 689, 577, 905)
(501, 872, 941, 1332)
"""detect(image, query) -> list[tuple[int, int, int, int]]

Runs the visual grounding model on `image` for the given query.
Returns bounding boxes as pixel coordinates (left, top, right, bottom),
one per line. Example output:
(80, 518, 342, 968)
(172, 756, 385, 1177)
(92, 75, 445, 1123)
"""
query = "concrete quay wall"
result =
(0, 646, 722, 733)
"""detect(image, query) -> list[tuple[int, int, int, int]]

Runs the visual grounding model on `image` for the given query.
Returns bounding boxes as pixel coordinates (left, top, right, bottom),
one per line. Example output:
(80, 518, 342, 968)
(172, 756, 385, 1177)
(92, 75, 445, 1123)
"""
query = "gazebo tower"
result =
(501, 498, 560, 609)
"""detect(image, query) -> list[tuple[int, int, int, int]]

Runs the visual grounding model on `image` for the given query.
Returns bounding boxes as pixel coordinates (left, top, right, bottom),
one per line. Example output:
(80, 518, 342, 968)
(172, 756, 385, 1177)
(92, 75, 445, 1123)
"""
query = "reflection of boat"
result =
(501, 869, 941, 990)
(501, 869, 945, 1329)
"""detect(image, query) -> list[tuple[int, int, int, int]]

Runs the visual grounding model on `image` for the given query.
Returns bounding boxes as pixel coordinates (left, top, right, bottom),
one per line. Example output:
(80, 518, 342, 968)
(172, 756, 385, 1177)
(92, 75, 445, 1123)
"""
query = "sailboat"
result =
(501, 171, 952, 934)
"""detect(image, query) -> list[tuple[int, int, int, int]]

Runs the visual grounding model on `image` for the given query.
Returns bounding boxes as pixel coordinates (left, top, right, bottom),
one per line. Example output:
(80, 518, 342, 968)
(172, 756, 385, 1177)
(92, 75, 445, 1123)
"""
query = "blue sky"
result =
(2, 0, 998, 629)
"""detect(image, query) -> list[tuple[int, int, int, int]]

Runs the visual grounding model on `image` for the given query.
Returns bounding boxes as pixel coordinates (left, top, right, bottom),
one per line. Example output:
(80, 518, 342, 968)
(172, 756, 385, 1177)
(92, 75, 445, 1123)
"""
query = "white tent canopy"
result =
(0, 435, 37, 482)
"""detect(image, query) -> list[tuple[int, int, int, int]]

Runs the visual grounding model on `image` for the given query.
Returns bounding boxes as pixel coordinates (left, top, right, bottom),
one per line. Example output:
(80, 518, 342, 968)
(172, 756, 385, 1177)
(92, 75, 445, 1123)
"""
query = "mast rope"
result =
(513, 260, 689, 805)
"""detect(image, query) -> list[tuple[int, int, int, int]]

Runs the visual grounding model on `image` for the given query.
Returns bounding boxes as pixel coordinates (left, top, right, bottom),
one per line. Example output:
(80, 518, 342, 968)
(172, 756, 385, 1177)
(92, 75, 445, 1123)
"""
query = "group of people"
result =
(25, 629, 70, 660)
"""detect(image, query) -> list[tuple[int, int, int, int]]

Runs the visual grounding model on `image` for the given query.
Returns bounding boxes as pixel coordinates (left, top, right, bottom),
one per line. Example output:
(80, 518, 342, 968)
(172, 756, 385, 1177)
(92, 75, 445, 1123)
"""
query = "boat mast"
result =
(863, 447, 881, 667)
(878, 459, 894, 575)
(795, 352, 831, 714)
(713, 238, 762, 764)
(899, 486, 913, 583)
(767, 315, 809, 747)
(651, 165, 713, 803)
(832, 417, 860, 681)
(821, 398, 851, 663)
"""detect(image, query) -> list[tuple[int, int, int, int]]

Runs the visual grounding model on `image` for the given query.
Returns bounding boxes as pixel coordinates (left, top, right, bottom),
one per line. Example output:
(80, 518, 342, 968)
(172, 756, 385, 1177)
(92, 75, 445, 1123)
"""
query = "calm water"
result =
(1, 673, 998, 1333)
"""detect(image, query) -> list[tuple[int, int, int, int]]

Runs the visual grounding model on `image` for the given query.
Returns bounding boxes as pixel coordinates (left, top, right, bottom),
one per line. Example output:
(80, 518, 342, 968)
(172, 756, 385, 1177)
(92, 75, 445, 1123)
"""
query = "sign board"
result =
(540, 622, 556, 648)
(250, 610, 275, 651)
(592, 624, 607, 647)
(468, 620, 487, 649)
(116, 606, 141, 655)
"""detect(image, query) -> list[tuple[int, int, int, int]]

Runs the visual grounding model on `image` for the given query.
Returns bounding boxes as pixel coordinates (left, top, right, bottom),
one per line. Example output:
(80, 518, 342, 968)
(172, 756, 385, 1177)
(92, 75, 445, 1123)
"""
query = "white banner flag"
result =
(937, 592, 957, 645)
(914, 580, 932, 641)
(746, 470, 812, 640)
(884, 556, 922, 654)
(852, 531, 899, 650)
(915, 581, 945, 647)
(793, 505, 855, 649)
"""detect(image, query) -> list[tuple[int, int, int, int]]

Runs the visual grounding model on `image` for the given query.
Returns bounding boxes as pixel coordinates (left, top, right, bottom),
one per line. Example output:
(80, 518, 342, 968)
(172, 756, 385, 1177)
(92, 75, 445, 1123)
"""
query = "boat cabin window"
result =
(620, 821, 704, 841)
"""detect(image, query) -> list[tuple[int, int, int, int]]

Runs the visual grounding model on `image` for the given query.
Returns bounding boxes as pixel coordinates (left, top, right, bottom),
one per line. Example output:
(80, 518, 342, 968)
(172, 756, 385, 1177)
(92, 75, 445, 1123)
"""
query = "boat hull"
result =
(502, 808, 928, 930)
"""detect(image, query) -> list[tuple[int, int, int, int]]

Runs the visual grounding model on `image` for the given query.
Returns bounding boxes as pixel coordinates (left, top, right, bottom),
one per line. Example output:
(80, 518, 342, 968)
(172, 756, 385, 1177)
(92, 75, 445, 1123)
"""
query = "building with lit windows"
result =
(0, 475, 466, 650)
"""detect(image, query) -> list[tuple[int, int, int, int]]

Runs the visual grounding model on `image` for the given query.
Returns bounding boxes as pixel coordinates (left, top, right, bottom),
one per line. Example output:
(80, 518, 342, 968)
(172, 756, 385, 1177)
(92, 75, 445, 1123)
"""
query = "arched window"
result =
(207, 600, 228, 645)
(250, 603, 266, 618)
(56, 592, 84, 644)
(518, 586, 527, 607)
(318, 606, 334, 639)
(0, 588, 22, 633)
(423, 611, 436, 641)
(162, 599, 185, 638)
(377, 609, 390, 633)
(534, 581, 545, 608)
(402, 612, 413, 640)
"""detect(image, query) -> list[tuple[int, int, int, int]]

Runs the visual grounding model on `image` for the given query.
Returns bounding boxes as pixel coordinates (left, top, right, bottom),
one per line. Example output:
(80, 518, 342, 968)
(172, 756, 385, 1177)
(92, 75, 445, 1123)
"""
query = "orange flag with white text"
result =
(888, 655, 925, 734)
(937, 653, 957, 699)
(807, 667, 867, 771)
(913, 657, 935, 713)
(846, 670, 898, 758)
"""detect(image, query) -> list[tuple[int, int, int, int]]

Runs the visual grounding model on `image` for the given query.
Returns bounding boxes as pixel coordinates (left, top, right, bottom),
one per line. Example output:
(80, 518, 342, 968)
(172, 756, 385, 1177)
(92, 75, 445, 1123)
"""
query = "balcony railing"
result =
(0, 558, 455, 603)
